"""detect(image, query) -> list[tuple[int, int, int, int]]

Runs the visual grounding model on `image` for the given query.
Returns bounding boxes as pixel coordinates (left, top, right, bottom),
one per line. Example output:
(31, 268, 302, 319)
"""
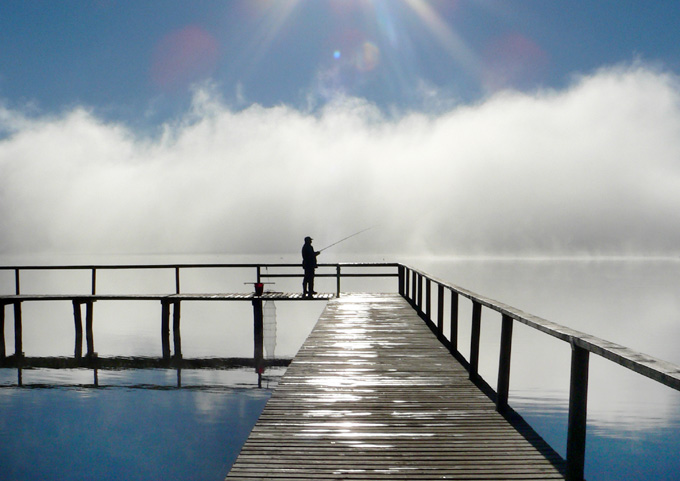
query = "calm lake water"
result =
(1, 255, 679, 480)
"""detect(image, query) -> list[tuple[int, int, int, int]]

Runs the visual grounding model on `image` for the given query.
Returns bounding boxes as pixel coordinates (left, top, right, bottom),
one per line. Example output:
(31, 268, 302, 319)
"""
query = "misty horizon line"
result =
(1, 249, 679, 265)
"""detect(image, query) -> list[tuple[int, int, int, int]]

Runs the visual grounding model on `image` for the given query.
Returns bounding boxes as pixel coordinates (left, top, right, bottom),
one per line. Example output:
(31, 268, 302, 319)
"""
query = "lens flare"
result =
(357, 42, 380, 72)
(150, 25, 219, 92)
(482, 33, 549, 91)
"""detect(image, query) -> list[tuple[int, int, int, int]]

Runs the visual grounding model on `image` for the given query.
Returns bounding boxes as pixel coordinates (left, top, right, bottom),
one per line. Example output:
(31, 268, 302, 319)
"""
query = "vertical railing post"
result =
(425, 278, 432, 322)
(416, 274, 423, 313)
(413, 272, 418, 307)
(252, 299, 264, 374)
(566, 343, 590, 481)
(89, 269, 96, 360)
(450, 290, 459, 352)
(469, 301, 482, 381)
(404, 268, 411, 301)
(175, 267, 181, 294)
(398, 266, 405, 296)
(161, 300, 171, 360)
(13, 269, 22, 358)
(496, 314, 513, 413)
(437, 284, 444, 338)
(72, 300, 83, 359)
(411, 270, 417, 305)
(256, 266, 261, 284)
(336, 265, 341, 297)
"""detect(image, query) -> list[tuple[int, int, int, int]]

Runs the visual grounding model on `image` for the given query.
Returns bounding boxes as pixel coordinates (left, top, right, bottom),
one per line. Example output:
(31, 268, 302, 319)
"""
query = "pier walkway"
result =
(227, 293, 565, 480)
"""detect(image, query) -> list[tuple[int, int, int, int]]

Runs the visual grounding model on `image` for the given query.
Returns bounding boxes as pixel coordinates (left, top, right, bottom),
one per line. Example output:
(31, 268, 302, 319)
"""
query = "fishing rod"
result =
(319, 226, 377, 252)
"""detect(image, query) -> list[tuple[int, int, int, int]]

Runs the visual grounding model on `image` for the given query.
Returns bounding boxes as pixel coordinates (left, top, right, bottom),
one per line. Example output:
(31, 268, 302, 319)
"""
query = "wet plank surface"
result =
(227, 293, 565, 480)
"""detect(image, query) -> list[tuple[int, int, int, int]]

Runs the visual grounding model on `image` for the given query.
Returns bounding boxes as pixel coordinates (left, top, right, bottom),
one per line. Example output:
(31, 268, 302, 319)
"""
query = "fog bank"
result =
(1, 64, 679, 257)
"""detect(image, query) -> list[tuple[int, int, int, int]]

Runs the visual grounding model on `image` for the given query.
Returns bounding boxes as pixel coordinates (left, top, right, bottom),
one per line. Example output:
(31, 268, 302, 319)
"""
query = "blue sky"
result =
(1, 1, 680, 257)
(2, 1, 679, 125)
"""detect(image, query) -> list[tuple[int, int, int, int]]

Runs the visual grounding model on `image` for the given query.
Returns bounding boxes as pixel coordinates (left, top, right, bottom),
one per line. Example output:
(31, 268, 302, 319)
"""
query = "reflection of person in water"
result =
(302, 236, 320, 297)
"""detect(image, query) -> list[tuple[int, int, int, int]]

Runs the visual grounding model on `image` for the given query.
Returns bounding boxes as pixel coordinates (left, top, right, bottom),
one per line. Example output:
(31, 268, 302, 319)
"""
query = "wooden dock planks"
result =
(226, 293, 565, 480)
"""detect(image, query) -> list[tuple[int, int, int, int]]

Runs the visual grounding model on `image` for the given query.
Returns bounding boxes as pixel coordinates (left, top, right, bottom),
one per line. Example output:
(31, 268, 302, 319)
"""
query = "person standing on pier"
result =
(302, 236, 320, 297)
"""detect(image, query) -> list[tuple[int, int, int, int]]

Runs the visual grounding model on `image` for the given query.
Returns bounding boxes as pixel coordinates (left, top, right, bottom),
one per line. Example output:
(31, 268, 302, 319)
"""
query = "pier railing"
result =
(398, 264, 680, 481)
(1, 262, 399, 297)
(0, 262, 398, 364)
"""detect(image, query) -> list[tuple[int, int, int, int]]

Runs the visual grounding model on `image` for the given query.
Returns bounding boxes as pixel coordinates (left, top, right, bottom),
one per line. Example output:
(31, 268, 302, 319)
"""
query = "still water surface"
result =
(1, 255, 679, 480)
(0, 368, 278, 481)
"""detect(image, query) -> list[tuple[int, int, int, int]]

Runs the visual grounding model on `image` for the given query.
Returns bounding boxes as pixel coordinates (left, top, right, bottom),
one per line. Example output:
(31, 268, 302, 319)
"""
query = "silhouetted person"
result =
(302, 236, 320, 296)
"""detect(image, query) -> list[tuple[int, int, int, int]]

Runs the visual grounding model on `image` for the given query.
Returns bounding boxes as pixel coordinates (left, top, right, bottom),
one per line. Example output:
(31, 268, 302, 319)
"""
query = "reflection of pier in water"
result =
(2, 263, 680, 481)
(0, 355, 291, 388)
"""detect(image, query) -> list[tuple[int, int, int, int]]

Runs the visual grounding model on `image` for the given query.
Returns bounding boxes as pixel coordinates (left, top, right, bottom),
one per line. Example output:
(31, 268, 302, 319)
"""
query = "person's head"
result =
(304, 236, 313, 244)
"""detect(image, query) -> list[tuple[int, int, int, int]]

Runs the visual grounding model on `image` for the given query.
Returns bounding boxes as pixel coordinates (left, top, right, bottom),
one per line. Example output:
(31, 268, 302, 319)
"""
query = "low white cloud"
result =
(1, 63, 679, 257)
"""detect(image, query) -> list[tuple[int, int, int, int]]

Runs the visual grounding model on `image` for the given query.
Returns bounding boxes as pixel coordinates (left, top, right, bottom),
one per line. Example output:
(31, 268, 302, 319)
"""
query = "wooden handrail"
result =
(398, 263, 680, 481)
(399, 264, 680, 391)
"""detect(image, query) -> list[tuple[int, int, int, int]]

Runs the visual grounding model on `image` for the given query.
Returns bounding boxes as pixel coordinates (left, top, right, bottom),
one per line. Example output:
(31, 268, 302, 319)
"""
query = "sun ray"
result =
(229, 1, 303, 80)
(401, 0, 481, 77)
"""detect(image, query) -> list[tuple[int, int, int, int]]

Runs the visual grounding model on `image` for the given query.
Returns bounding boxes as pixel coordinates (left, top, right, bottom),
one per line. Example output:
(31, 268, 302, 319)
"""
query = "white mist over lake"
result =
(2, 64, 680, 257)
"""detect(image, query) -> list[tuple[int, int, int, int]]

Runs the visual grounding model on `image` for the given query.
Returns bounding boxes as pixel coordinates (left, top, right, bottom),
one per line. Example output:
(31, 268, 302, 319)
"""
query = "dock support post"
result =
(252, 299, 264, 374)
(72, 300, 83, 359)
(0, 303, 5, 359)
(496, 315, 513, 413)
(450, 291, 459, 353)
(469, 301, 481, 381)
(13, 301, 23, 358)
(85, 301, 95, 359)
(566, 344, 589, 481)
(172, 301, 182, 359)
(161, 300, 171, 360)
(336, 265, 341, 297)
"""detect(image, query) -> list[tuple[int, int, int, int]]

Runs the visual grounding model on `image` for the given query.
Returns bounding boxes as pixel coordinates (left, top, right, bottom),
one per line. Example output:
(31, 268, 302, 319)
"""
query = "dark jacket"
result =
(302, 243, 318, 270)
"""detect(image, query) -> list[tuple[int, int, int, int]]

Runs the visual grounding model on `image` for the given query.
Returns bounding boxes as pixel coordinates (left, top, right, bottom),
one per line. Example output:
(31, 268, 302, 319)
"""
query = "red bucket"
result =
(254, 283, 264, 296)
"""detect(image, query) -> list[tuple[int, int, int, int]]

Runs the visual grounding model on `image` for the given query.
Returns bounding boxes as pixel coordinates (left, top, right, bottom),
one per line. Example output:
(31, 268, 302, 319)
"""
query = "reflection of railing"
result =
(398, 264, 680, 481)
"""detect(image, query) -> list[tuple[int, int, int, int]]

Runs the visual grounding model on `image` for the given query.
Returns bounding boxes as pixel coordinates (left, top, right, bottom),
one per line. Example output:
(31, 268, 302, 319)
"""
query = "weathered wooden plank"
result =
(226, 294, 565, 480)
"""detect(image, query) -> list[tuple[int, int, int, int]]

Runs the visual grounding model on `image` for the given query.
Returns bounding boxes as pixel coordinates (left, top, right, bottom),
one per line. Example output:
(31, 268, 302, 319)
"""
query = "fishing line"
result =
(319, 226, 378, 252)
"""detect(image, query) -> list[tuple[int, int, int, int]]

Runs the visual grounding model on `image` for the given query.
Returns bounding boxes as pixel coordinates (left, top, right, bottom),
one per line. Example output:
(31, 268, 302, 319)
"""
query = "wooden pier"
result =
(3, 262, 680, 480)
(226, 293, 565, 480)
